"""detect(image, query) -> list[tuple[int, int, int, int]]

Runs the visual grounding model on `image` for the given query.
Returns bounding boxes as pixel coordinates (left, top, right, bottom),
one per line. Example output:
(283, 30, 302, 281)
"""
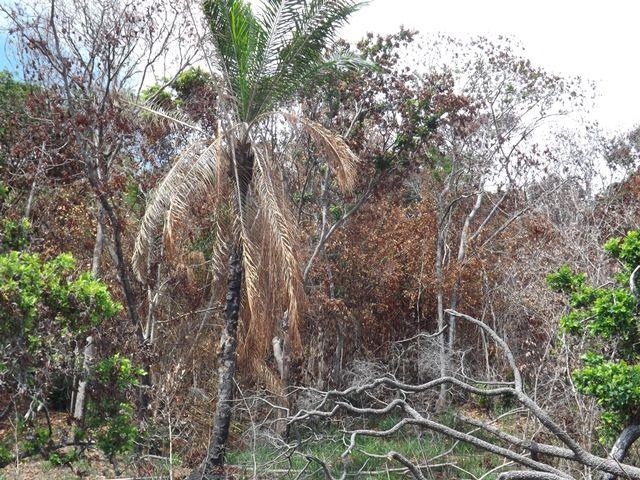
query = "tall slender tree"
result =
(132, 0, 366, 477)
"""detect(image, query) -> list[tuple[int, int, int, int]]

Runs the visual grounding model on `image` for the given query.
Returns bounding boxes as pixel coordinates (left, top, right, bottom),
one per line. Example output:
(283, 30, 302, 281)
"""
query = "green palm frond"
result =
(318, 49, 378, 74)
(203, 0, 367, 122)
(253, 0, 300, 80)
(255, 0, 365, 115)
(204, 0, 262, 120)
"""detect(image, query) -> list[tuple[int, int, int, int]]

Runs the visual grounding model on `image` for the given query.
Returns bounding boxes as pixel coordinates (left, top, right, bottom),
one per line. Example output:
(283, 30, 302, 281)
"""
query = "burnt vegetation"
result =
(1, 1, 640, 479)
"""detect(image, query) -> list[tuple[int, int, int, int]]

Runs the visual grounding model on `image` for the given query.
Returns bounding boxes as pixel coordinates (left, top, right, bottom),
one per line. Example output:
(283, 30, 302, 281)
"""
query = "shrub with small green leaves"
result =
(93, 353, 145, 393)
(0, 443, 13, 466)
(548, 230, 640, 436)
(0, 250, 121, 349)
(0, 217, 31, 252)
(140, 84, 174, 108)
(173, 67, 212, 98)
(0, 214, 123, 454)
(21, 427, 52, 457)
(82, 354, 145, 459)
(604, 231, 640, 269)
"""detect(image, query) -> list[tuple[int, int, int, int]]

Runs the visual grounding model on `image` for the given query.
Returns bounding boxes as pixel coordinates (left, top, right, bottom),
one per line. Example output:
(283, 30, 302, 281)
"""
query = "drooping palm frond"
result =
(252, 145, 305, 352)
(250, 356, 284, 392)
(124, 95, 207, 135)
(236, 204, 265, 357)
(236, 304, 284, 392)
(133, 141, 221, 280)
(214, 126, 229, 198)
(235, 204, 297, 380)
(284, 113, 358, 193)
(208, 201, 233, 286)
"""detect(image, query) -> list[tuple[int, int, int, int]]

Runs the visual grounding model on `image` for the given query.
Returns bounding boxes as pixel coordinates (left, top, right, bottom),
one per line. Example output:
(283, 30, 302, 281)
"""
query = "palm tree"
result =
(132, 0, 365, 477)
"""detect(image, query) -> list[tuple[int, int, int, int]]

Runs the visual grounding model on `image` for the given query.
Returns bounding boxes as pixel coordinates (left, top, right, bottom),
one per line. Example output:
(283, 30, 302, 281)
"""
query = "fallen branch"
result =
(287, 310, 640, 480)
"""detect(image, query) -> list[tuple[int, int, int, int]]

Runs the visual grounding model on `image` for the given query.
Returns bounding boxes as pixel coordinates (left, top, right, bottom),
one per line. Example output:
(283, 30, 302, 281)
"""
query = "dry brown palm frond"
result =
(237, 201, 264, 348)
(124, 94, 207, 135)
(235, 306, 282, 394)
(283, 113, 358, 194)
(184, 251, 207, 287)
(236, 212, 272, 367)
(208, 201, 233, 286)
(214, 121, 229, 198)
(253, 145, 305, 354)
(164, 144, 221, 247)
(250, 357, 283, 394)
(133, 140, 221, 280)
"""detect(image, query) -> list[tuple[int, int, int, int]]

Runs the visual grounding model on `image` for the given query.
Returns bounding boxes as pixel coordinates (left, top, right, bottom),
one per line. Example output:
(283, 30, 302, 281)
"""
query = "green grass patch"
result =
(227, 414, 507, 479)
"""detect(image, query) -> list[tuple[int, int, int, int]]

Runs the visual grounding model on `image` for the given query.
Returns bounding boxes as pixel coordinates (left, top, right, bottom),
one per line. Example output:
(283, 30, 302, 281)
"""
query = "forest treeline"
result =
(1, 0, 640, 479)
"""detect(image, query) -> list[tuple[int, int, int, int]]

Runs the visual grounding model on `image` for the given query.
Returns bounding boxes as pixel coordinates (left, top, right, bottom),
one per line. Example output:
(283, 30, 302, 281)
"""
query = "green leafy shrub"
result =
(140, 84, 174, 108)
(0, 213, 131, 465)
(89, 401, 139, 458)
(0, 443, 13, 465)
(548, 230, 640, 436)
(47, 448, 80, 467)
(0, 250, 121, 346)
(21, 427, 52, 456)
(0, 217, 31, 252)
(83, 354, 145, 459)
(173, 67, 212, 98)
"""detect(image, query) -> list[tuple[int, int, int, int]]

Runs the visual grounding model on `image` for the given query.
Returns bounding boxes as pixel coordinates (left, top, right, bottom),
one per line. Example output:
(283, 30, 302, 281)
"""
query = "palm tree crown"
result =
(205, 0, 364, 123)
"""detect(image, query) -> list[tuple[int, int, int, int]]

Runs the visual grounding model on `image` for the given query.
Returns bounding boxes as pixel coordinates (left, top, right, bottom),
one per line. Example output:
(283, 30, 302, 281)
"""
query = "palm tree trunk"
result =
(193, 245, 242, 479)
(189, 141, 253, 479)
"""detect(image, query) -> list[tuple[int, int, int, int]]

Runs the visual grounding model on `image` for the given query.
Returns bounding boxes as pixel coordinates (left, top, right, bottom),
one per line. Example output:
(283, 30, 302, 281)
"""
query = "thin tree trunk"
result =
(91, 207, 106, 278)
(72, 207, 106, 419)
(24, 154, 44, 220)
(191, 246, 242, 480)
(87, 169, 141, 334)
(331, 323, 345, 385)
(435, 227, 448, 409)
(272, 312, 290, 383)
(144, 242, 165, 345)
(273, 311, 291, 439)
(447, 192, 483, 355)
(104, 199, 140, 332)
(69, 343, 80, 414)
(191, 142, 253, 479)
(73, 336, 94, 421)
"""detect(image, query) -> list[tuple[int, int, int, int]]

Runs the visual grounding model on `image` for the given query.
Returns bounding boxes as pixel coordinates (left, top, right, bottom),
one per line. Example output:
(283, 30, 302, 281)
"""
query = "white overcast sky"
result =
(1, 1, 637, 134)
(339, 0, 640, 134)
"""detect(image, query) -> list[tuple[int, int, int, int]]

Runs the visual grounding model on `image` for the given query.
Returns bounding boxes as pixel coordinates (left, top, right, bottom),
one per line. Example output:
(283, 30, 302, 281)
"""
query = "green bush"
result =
(0, 212, 139, 465)
(83, 354, 146, 459)
(548, 230, 640, 436)
(173, 67, 212, 98)
(0, 217, 30, 251)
